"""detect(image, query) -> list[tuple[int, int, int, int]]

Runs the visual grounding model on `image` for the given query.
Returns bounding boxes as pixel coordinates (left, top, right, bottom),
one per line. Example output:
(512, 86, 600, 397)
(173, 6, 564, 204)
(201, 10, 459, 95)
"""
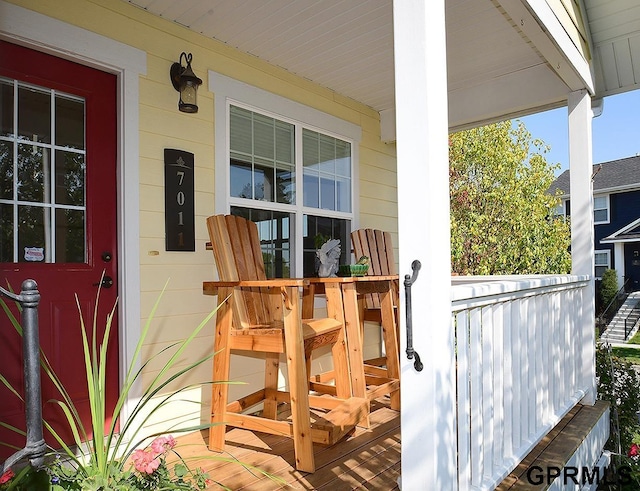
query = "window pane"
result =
(230, 158, 253, 199)
(303, 130, 319, 170)
(320, 175, 335, 210)
(253, 113, 274, 159)
(55, 208, 85, 263)
(18, 205, 48, 262)
(302, 129, 351, 212)
(0, 140, 13, 199)
(230, 106, 252, 155)
(303, 172, 319, 208)
(594, 253, 608, 266)
(335, 140, 351, 177)
(18, 86, 51, 143)
(1, 80, 13, 137)
(595, 266, 607, 278)
(17, 143, 48, 203)
(0, 203, 13, 262)
(319, 134, 335, 174)
(594, 209, 608, 222)
(230, 106, 295, 205)
(336, 176, 351, 212)
(230, 206, 292, 278)
(254, 158, 274, 201)
(55, 150, 85, 206)
(275, 120, 294, 163)
(276, 163, 294, 204)
(55, 96, 84, 149)
(303, 214, 350, 277)
(594, 196, 606, 209)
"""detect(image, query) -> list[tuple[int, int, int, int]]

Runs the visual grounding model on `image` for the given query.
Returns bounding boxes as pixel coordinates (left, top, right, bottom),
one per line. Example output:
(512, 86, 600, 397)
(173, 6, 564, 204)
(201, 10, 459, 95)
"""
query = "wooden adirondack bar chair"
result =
(350, 228, 400, 409)
(203, 215, 369, 473)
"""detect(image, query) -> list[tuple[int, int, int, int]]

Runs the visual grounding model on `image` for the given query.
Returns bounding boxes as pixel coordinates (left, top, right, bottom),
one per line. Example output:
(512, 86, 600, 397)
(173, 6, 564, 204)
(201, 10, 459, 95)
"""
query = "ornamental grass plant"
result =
(0, 279, 279, 490)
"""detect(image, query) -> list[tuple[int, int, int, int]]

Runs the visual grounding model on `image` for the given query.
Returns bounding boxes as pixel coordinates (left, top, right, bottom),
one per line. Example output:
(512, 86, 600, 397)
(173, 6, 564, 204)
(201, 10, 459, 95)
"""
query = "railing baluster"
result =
(451, 275, 590, 490)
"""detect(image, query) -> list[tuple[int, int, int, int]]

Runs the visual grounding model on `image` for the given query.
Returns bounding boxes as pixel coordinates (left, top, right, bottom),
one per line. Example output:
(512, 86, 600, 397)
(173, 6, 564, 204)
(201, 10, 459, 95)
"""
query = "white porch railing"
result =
(451, 275, 591, 491)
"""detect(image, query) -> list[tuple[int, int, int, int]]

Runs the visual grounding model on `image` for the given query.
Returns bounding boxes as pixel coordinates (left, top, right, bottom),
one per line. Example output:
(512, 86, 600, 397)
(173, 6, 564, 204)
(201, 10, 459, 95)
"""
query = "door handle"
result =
(404, 260, 423, 372)
(93, 276, 114, 289)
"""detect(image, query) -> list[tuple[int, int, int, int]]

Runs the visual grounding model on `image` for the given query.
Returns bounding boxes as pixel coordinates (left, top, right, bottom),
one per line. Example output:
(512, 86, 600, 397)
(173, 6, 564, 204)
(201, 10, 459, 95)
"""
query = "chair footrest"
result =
(220, 394, 368, 446)
(316, 396, 369, 445)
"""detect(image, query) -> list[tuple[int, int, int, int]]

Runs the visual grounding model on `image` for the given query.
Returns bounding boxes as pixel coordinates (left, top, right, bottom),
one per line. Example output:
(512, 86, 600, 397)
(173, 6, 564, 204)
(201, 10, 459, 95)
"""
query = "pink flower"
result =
(151, 435, 176, 455)
(131, 448, 160, 474)
(0, 470, 14, 485)
(629, 443, 640, 457)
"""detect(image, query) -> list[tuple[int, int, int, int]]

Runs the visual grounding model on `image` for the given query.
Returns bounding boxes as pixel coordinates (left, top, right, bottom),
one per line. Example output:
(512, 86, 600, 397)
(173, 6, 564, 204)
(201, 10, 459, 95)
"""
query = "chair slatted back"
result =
(351, 228, 396, 310)
(207, 215, 275, 328)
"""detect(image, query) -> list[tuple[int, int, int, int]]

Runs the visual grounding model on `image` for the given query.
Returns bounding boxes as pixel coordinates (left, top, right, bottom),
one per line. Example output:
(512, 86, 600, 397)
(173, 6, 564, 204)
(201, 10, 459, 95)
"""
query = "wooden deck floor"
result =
(175, 399, 401, 490)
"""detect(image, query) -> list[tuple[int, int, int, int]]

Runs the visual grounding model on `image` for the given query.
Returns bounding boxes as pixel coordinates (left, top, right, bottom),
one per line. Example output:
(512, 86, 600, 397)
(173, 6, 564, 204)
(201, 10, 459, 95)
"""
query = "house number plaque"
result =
(164, 149, 195, 251)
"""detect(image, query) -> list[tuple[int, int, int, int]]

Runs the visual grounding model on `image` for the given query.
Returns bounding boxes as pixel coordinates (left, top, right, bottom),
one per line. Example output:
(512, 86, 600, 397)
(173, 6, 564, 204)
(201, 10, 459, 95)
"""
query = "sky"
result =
(517, 89, 640, 176)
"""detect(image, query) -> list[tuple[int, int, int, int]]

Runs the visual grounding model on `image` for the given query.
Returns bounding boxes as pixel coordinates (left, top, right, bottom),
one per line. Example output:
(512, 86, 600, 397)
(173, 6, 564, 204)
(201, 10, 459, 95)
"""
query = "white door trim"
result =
(0, 0, 146, 425)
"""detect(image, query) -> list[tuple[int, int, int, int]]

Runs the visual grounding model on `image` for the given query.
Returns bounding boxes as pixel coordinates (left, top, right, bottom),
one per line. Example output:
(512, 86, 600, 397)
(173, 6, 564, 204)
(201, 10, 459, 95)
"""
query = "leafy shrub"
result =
(596, 343, 640, 452)
(601, 269, 619, 312)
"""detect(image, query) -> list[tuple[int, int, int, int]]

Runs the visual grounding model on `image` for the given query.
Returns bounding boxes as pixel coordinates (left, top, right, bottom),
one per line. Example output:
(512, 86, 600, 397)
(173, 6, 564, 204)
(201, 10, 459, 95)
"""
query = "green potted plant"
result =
(1, 280, 282, 490)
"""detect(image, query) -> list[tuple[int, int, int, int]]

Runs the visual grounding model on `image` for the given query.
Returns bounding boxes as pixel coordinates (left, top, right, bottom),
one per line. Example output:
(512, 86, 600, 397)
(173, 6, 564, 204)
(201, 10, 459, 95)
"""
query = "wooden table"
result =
(302, 275, 400, 411)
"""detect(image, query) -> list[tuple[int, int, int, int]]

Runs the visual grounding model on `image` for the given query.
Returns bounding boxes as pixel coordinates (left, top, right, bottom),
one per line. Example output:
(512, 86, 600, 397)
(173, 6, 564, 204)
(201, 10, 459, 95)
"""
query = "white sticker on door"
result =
(24, 247, 45, 262)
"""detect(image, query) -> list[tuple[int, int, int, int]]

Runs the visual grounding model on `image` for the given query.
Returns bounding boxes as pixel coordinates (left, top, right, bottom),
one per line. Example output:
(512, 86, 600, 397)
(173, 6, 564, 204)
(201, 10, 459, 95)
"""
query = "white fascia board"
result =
(600, 217, 640, 243)
(501, 0, 595, 93)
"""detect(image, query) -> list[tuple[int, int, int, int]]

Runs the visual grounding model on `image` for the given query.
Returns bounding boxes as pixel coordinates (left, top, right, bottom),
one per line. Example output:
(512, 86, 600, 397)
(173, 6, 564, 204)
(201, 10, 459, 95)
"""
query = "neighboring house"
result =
(552, 156, 640, 291)
(2, 0, 640, 489)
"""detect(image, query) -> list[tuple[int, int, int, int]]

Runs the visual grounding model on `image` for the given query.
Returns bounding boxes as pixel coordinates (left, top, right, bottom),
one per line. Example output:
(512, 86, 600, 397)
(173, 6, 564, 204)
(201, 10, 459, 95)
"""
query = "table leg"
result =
(380, 283, 401, 410)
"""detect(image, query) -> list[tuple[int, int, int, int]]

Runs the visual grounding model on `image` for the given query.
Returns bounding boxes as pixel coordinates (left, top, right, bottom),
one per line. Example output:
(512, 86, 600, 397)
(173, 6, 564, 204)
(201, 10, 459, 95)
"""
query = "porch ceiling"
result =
(125, 0, 640, 130)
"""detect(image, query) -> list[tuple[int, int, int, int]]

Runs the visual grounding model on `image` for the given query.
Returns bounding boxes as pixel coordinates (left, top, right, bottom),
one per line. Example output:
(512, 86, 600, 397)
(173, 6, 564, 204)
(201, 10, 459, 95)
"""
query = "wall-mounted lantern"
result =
(169, 52, 202, 113)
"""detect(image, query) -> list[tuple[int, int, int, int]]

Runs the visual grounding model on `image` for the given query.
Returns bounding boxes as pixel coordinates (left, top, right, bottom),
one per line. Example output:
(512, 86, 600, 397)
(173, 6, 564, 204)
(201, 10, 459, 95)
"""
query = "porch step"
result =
(601, 292, 640, 342)
(496, 400, 610, 490)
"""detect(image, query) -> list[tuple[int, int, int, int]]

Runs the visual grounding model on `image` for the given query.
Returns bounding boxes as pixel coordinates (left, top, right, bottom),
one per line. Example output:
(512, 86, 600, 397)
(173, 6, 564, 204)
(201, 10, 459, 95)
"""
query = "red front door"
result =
(0, 41, 119, 455)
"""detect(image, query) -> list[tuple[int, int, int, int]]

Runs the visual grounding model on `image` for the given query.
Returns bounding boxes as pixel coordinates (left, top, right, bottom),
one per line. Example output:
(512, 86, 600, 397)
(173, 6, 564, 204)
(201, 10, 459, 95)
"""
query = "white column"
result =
(393, 1, 456, 489)
(614, 243, 624, 288)
(568, 89, 596, 405)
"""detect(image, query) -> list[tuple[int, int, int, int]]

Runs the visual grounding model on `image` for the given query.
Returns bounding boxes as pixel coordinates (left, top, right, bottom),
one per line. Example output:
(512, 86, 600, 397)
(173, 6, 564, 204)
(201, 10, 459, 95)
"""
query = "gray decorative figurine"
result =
(316, 239, 341, 277)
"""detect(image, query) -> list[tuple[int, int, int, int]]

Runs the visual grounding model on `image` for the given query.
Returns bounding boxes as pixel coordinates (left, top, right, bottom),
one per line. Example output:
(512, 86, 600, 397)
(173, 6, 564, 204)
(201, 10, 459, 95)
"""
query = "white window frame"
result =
(594, 249, 611, 280)
(593, 194, 610, 225)
(210, 71, 361, 276)
(553, 199, 567, 217)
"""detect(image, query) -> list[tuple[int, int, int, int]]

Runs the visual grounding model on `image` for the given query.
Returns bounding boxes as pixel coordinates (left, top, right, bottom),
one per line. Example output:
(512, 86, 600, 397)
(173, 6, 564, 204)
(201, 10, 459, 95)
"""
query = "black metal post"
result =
(1, 279, 46, 474)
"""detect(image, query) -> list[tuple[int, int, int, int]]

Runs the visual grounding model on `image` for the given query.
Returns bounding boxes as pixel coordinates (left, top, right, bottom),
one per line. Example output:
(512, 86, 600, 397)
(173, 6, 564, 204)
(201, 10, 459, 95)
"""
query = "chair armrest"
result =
(203, 278, 309, 295)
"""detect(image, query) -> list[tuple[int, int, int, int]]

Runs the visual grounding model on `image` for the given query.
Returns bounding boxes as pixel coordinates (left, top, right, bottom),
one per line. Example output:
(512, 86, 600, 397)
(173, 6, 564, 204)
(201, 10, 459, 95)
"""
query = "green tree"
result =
(449, 120, 571, 275)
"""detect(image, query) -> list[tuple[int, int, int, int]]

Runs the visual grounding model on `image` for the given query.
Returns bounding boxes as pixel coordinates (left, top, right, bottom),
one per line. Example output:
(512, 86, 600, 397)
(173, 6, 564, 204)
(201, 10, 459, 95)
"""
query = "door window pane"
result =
(0, 141, 13, 199)
(18, 86, 51, 143)
(55, 96, 84, 149)
(0, 80, 13, 137)
(18, 205, 48, 262)
(17, 143, 47, 203)
(0, 204, 13, 262)
(55, 150, 85, 206)
(56, 208, 85, 262)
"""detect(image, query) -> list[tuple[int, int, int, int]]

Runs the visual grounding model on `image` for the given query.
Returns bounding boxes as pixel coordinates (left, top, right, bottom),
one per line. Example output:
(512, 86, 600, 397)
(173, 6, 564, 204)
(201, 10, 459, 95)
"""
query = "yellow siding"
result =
(547, 0, 591, 60)
(7, 0, 398, 435)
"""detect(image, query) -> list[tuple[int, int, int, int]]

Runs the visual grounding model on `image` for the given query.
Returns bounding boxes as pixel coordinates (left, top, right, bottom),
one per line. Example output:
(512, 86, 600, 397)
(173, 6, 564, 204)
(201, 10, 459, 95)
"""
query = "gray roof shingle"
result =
(551, 155, 640, 196)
